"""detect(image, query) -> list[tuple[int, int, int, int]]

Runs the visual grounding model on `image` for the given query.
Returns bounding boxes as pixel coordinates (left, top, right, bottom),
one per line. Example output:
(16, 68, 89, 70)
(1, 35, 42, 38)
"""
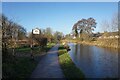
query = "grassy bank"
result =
(62, 39, 119, 49)
(2, 42, 56, 79)
(58, 45, 85, 79)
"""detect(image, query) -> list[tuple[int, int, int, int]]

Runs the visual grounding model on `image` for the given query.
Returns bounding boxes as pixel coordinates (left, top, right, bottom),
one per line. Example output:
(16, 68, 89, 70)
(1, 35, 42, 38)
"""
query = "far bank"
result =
(61, 38, 119, 49)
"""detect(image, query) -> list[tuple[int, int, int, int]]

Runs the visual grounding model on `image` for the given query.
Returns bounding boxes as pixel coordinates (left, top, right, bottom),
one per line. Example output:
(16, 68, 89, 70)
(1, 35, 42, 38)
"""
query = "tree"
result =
(54, 31, 64, 42)
(1, 14, 27, 57)
(111, 13, 118, 32)
(72, 23, 78, 37)
(72, 18, 96, 34)
(100, 20, 110, 32)
(45, 27, 52, 36)
(18, 25, 26, 40)
(2, 14, 11, 57)
(101, 12, 118, 32)
(72, 18, 97, 38)
(44, 27, 53, 42)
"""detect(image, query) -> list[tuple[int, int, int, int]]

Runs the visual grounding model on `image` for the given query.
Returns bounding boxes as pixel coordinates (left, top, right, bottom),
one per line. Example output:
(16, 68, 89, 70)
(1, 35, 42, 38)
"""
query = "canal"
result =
(68, 43, 118, 78)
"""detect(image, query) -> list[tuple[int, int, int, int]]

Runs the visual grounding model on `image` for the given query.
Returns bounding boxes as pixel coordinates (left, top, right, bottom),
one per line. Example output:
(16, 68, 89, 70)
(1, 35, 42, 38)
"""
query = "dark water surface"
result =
(68, 43, 118, 78)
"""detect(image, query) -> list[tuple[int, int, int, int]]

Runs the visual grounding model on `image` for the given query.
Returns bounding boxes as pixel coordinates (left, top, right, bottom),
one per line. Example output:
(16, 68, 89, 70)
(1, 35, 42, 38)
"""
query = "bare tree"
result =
(111, 12, 118, 32)
(44, 27, 53, 42)
(101, 12, 118, 32)
(1, 14, 26, 57)
(53, 31, 64, 42)
(100, 20, 110, 32)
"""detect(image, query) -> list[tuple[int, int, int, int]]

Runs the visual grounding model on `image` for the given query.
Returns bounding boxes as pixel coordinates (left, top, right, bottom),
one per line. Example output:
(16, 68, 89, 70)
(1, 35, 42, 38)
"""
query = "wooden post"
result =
(31, 28, 40, 59)
(31, 30, 34, 60)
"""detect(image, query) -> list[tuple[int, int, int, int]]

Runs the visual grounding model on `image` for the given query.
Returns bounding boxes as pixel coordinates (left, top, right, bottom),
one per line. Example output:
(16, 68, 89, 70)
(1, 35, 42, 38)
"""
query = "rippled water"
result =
(68, 43, 118, 78)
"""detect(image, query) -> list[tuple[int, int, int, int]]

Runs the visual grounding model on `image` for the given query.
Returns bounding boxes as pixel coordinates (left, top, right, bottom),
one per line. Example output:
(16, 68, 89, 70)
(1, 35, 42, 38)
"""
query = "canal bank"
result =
(61, 39, 119, 49)
(58, 45, 85, 79)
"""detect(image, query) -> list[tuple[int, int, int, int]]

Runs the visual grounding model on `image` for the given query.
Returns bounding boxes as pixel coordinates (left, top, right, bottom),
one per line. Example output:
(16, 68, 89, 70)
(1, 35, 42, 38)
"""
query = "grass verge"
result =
(58, 45, 85, 79)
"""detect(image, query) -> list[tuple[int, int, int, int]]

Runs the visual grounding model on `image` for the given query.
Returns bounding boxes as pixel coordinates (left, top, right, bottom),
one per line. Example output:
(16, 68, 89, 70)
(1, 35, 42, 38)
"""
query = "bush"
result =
(80, 38, 83, 41)
(79, 33, 94, 42)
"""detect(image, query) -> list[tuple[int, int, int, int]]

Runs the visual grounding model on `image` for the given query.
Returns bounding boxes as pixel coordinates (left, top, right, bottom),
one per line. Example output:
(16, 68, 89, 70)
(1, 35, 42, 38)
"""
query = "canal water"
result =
(68, 43, 118, 78)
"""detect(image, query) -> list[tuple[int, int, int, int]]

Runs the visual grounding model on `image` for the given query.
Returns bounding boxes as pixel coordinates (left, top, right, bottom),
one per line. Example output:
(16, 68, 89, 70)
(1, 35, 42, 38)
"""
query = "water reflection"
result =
(68, 43, 118, 78)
